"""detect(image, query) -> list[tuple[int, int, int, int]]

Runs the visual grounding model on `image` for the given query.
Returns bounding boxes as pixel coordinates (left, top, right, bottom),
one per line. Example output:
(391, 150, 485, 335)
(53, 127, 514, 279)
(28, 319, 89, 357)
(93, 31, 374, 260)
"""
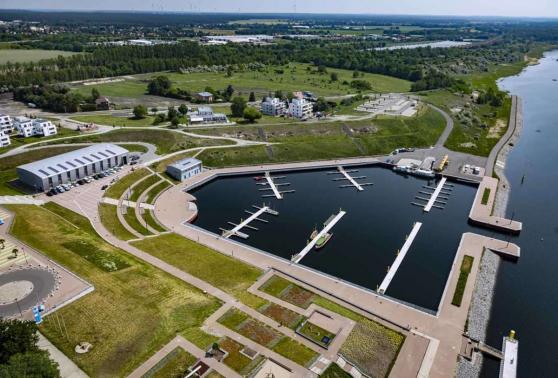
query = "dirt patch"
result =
(487, 119, 506, 139)
(459, 142, 477, 148)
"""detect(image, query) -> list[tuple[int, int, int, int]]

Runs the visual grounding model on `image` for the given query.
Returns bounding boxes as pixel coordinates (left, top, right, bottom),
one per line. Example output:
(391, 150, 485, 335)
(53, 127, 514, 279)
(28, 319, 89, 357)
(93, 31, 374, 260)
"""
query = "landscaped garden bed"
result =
(218, 337, 265, 375)
(259, 275, 316, 308)
(296, 321, 336, 349)
(259, 303, 304, 329)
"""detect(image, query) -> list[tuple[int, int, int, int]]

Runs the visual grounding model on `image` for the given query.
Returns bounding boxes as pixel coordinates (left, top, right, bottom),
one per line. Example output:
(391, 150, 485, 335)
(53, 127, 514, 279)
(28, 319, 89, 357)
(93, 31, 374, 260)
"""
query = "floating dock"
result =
(291, 210, 346, 264)
(337, 166, 364, 191)
(424, 177, 447, 212)
(378, 222, 423, 294)
(265, 172, 283, 199)
(222, 205, 277, 239)
(328, 166, 373, 191)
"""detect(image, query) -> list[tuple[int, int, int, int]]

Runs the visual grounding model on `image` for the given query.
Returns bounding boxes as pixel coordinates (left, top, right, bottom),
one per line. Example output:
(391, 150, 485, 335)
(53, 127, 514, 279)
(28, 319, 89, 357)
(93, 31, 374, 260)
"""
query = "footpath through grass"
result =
(41, 128, 233, 154)
(6, 202, 222, 376)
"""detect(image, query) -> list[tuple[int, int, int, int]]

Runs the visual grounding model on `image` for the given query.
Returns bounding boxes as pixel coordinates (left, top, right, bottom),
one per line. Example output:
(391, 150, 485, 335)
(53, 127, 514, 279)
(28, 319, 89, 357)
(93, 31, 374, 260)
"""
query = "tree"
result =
(11, 248, 18, 258)
(132, 105, 148, 119)
(0, 351, 60, 377)
(249, 91, 256, 102)
(330, 72, 338, 82)
(167, 106, 178, 121)
(350, 80, 372, 91)
(224, 84, 235, 101)
(230, 96, 247, 118)
(226, 66, 233, 77)
(170, 117, 180, 128)
(274, 90, 284, 100)
(353, 70, 360, 78)
(243, 107, 262, 123)
(147, 76, 172, 96)
(178, 104, 188, 116)
(91, 88, 100, 101)
(0, 319, 39, 364)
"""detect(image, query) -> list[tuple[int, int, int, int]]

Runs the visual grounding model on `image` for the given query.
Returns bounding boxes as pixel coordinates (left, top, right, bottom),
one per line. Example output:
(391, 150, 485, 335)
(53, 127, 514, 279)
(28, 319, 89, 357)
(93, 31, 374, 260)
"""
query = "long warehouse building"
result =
(17, 143, 129, 191)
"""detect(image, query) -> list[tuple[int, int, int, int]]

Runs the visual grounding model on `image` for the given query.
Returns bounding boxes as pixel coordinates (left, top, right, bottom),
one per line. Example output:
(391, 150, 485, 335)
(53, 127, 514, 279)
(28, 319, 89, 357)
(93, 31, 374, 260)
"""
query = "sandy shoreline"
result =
(457, 97, 524, 377)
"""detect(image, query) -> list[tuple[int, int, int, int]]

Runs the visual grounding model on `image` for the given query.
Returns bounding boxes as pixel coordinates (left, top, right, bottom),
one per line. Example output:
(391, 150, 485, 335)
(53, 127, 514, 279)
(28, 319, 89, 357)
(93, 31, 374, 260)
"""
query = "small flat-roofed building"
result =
(261, 97, 287, 116)
(32, 119, 57, 137)
(0, 114, 13, 133)
(14, 116, 34, 137)
(0, 131, 11, 147)
(195, 92, 214, 103)
(166, 158, 202, 181)
(95, 96, 112, 110)
(17, 143, 129, 191)
(188, 106, 228, 124)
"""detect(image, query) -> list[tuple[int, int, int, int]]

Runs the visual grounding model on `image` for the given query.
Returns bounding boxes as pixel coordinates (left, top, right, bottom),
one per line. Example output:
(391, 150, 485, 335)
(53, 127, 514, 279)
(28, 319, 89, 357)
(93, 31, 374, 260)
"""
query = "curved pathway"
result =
(485, 95, 519, 176)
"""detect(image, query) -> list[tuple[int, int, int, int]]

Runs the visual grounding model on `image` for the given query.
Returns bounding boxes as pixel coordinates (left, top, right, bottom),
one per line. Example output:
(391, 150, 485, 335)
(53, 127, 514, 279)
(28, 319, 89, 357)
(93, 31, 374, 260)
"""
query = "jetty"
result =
(500, 331, 519, 378)
(221, 205, 278, 239)
(328, 166, 373, 191)
(378, 222, 422, 293)
(291, 210, 346, 264)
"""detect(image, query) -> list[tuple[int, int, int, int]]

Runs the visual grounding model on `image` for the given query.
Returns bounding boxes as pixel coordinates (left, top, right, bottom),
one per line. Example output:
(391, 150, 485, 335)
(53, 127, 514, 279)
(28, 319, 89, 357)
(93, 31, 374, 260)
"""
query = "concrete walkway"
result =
(38, 333, 89, 378)
(0, 196, 45, 205)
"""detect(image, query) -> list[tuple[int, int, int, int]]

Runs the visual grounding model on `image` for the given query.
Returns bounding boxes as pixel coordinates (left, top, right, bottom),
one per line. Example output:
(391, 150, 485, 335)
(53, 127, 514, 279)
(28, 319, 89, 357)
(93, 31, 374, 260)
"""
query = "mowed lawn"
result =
(71, 114, 156, 127)
(71, 63, 411, 98)
(0, 48, 78, 64)
(7, 203, 222, 376)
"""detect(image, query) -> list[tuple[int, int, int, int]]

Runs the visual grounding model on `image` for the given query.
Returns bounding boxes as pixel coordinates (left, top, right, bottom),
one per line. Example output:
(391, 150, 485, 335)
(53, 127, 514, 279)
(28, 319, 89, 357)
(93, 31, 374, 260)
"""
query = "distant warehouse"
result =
(166, 158, 202, 181)
(17, 144, 129, 191)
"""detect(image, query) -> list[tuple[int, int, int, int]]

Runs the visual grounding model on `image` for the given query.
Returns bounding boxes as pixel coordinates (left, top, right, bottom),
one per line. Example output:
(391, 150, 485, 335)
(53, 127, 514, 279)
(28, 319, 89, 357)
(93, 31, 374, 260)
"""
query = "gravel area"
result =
(457, 98, 523, 377)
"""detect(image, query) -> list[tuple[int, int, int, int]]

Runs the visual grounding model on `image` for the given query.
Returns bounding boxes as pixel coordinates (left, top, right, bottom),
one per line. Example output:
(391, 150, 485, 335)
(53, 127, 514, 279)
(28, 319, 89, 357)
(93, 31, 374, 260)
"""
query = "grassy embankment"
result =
(71, 63, 411, 99)
(451, 255, 474, 307)
(104, 168, 149, 199)
(40, 128, 234, 155)
(131, 233, 403, 376)
(71, 114, 156, 127)
(196, 105, 445, 167)
(0, 146, 82, 195)
(6, 203, 222, 376)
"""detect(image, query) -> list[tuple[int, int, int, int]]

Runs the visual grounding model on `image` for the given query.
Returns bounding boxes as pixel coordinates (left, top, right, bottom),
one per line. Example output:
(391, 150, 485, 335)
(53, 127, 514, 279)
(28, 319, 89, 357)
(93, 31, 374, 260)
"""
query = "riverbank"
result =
(457, 96, 524, 377)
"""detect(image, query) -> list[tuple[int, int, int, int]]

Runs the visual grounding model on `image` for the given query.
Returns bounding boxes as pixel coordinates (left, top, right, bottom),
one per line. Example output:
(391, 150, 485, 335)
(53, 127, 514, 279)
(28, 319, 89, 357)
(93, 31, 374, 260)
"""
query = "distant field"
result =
(71, 63, 411, 99)
(0, 49, 78, 64)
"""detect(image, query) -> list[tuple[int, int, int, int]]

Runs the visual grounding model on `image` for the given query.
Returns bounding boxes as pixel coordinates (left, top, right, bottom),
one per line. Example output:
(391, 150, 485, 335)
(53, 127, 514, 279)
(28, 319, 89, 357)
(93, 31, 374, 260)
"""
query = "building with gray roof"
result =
(17, 143, 129, 191)
(166, 157, 202, 181)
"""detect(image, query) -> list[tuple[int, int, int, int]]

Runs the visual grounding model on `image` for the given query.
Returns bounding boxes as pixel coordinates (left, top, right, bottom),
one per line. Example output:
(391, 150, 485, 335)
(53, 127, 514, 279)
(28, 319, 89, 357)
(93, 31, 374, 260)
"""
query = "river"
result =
(480, 50, 558, 377)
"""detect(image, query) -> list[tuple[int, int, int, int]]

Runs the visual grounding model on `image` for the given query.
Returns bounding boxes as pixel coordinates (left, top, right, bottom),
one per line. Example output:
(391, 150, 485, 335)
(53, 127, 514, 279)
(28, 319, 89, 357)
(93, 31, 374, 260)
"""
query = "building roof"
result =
(18, 143, 128, 179)
(168, 157, 201, 171)
(197, 106, 213, 113)
(197, 92, 213, 97)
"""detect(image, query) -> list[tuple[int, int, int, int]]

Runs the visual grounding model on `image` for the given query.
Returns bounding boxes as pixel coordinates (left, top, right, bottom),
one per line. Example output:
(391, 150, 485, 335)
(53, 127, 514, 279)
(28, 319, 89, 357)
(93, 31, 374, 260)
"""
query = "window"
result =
(75, 169, 80, 178)
(84, 166, 88, 175)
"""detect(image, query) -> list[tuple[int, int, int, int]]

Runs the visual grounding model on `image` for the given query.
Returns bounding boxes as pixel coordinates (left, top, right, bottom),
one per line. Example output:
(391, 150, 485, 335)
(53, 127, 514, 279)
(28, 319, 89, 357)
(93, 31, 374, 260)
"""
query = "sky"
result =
(2, 0, 558, 18)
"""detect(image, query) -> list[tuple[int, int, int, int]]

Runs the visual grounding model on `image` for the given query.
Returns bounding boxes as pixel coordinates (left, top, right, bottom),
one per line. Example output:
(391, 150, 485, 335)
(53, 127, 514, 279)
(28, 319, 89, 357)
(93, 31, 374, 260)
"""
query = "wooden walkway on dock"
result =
(424, 177, 447, 212)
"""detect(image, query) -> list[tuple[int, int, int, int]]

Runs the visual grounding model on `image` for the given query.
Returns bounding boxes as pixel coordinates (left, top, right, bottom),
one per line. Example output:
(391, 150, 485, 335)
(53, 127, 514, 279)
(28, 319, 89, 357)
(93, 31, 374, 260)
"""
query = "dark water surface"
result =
(481, 51, 558, 377)
(191, 165, 489, 311)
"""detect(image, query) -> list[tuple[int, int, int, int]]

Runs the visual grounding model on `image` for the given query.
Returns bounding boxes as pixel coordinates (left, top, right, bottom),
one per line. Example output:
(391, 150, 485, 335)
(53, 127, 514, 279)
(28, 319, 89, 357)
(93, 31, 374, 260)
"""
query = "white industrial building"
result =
(260, 97, 287, 116)
(188, 106, 228, 124)
(288, 97, 313, 119)
(0, 131, 11, 147)
(13, 116, 57, 137)
(166, 157, 202, 181)
(17, 144, 129, 191)
(0, 114, 13, 133)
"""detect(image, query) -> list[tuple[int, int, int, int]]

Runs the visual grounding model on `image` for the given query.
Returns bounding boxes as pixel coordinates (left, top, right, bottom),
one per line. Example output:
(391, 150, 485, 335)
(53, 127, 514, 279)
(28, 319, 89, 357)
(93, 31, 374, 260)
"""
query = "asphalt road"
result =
(0, 268, 56, 317)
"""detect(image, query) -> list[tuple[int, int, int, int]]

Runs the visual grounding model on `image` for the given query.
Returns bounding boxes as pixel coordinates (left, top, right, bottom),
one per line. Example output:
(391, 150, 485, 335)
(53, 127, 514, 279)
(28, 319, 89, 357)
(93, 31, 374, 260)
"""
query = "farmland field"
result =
(0, 48, 78, 64)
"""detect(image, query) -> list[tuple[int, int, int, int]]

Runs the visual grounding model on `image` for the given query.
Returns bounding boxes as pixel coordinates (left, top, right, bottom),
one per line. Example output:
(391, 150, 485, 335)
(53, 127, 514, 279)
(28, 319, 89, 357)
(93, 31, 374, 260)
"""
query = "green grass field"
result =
(98, 203, 137, 241)
(41, 128, 234, 155)
(198, 106, 445, 166)
(0, 48, 78, 64)
(104, 168, 149, 199)
(144, 181, 171, 204)
(7, 203, 222, 376)
(142, 209, 166, 232)
(145, 348, 196, 378)
(452, 255, 474, 307)
(123, 207, 152, 236)
(71, 63, 411, 99)
(71, 114, 156, 127)
(0, 146, 82, 195)
(131, 233, 262, 297)
(129, 174, 161, 202)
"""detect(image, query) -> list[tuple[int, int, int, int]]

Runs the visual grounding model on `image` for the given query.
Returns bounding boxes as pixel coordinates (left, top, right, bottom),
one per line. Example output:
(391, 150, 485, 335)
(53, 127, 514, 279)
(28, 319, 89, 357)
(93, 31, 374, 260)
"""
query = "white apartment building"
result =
(260, 97, 287, 116)
(14, 117, 57, 137)
(288, 97, 313, 119)
(0, 131, 11, 147)
(0, 114, 13, 133)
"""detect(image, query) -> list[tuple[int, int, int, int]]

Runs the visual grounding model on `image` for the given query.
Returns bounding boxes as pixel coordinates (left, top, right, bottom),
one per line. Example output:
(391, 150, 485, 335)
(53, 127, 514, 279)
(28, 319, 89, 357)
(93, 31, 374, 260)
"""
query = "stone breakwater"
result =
(457, 97, 523, 377)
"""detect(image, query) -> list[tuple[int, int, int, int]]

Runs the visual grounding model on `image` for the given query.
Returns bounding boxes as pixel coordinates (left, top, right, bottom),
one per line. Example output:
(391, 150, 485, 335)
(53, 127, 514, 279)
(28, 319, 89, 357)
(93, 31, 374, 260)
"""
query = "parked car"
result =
(130, 161, 138, 165)
(55, 186, 65, 193)
(47, 188, 57, 196)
